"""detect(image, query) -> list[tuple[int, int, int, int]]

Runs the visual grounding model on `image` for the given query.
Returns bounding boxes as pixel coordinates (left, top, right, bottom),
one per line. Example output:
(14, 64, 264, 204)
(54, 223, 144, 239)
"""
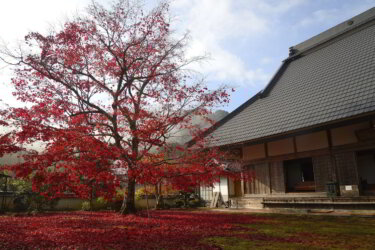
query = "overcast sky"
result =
(0, 0, 374, 112)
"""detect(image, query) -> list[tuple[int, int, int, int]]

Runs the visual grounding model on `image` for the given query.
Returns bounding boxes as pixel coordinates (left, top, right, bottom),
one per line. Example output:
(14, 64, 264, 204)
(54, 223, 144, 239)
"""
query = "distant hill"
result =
(170, 110, 229, 144)
(209, 110, 228, 122)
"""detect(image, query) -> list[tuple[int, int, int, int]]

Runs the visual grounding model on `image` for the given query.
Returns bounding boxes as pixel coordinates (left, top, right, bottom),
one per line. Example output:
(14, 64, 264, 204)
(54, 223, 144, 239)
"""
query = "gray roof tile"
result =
(210, 21, 375, 147)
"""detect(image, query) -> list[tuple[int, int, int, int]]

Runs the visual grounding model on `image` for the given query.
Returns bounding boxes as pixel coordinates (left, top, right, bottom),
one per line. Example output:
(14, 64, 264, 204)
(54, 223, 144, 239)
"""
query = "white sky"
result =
(0, 0, 91, 108)
(1, 0, 375, 111)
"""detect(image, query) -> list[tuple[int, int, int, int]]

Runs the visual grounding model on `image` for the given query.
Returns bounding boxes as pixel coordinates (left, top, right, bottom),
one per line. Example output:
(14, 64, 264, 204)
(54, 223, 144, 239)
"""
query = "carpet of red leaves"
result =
(0, 210, 312, 249)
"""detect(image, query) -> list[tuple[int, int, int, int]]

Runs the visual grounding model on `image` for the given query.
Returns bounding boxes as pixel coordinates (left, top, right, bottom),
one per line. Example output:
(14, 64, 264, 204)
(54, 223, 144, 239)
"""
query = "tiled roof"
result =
(209, 14, 375, 147)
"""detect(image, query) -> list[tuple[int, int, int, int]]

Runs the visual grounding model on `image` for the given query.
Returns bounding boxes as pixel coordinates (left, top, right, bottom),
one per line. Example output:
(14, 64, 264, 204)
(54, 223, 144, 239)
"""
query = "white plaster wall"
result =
(213, 177, 229, 202)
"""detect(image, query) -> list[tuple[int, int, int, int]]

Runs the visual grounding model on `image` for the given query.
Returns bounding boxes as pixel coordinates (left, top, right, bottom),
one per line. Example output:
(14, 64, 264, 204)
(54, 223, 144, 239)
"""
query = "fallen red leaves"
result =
(0, 210, 274, 249)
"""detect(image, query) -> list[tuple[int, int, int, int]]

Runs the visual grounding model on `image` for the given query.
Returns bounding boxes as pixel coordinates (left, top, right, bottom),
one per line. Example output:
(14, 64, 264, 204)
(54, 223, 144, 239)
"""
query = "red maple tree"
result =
(0, 0, 234, 214)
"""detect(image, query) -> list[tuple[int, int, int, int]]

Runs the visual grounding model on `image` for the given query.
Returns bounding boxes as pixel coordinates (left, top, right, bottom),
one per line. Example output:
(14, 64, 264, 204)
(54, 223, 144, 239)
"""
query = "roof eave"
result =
(218, 111, 375, 149)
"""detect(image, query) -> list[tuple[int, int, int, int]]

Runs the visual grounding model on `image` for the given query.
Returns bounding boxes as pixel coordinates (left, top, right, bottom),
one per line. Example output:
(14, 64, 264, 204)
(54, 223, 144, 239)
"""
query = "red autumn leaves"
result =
(0, 211, 271, 249)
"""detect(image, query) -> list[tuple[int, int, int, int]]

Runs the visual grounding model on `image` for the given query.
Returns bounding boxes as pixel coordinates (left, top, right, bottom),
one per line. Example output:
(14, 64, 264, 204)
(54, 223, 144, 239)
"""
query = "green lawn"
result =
(203, 212, 375, 249)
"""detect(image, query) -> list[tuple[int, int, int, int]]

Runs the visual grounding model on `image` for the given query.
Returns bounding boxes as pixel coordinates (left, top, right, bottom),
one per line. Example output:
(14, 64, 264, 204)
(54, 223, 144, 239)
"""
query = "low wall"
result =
(0, 195, 177, 211)
(55, 198, 84, 210)
(0, 196, 15, 210)
(136, 199, 156, 209)
(54, 197, 178, 210)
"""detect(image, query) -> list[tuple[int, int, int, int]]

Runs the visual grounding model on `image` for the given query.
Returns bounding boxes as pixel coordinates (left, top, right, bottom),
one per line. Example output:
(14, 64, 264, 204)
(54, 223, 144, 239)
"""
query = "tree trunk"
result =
(155, 194, 164, 209)
(120, 178, 137, 214)
(155, 183, 163, 209)
(145, 184, 150, 218)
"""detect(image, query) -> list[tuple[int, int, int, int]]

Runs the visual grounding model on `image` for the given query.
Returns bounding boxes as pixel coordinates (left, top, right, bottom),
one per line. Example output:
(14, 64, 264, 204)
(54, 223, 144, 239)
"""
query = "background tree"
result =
(0, 0, 231, 214)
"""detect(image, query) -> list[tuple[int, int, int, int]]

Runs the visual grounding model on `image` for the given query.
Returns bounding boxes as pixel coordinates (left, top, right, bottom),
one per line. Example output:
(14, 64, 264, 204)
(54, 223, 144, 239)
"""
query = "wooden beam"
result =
(243, 148, 331, 165)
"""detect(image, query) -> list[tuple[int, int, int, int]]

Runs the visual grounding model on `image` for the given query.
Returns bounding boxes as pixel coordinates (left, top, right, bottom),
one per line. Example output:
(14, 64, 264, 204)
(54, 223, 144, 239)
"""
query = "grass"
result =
(1, 210, 375, 249)
(203, 212, 375, 249)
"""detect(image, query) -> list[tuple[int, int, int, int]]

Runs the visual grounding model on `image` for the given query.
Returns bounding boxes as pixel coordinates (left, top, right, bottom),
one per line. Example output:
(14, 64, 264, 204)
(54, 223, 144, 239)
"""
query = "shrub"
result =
(81, 201, 91, 211)
(135, 186, 155, 200)
(93, 197, 108, 210)
(9, 179, 58, 212)
(174, 192, 202, 208)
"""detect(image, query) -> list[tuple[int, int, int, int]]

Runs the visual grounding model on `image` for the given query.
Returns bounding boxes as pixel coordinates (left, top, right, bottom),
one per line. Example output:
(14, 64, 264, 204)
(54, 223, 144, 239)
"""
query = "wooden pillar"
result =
(250, 175, 254, 194)
(293, 136, 297, 154)
(241, 172, 244, 196)
(327, 129, 338, 182)
(265, 143, 272, 194)
(268, 163, 272, 194)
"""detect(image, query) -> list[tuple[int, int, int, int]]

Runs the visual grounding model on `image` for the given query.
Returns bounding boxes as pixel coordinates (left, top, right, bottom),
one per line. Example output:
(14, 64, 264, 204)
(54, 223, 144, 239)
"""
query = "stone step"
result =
(229, 196, 375, 209)
(230, 198, 264, 209)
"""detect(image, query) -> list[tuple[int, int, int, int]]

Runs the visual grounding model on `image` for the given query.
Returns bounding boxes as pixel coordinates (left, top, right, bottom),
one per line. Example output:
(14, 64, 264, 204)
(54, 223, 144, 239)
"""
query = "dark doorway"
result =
(357, 150, 375, 193)
(284, 158, 315, 192)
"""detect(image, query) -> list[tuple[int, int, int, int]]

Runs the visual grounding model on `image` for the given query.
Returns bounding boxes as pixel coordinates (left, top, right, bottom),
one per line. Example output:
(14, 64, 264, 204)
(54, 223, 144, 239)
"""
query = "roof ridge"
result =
(292, 7, 375, 54)
(262, 8, 375, 98)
